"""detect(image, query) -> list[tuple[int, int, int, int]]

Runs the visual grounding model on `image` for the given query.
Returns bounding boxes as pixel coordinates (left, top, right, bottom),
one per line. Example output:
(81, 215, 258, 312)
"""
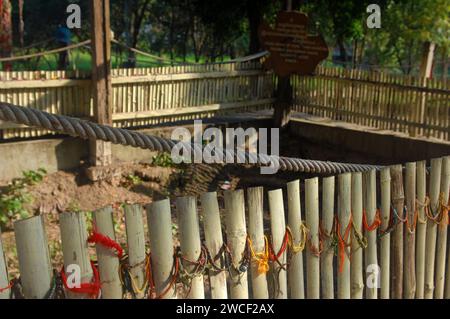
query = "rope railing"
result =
(0, 102, 381, 175)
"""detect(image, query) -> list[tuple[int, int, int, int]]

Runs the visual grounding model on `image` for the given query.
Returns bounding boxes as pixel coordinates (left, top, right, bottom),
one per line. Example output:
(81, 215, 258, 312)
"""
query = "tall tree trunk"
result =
(0, 0, 13, 71)
(247, 0, 262, 54)
(442, 47, 448, 81)
(337, 38, 347, 66)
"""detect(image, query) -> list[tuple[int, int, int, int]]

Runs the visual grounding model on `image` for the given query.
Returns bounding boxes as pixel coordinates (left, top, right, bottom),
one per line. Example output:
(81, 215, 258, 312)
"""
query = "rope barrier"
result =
(286, 223, 307, 254)
(60, 261, 101, 298)
(247, 236, 270, 274)
(87, 229, 124, 258)
(0, 281, 13, 294)
(177, 246, 208, 297)
(336, 215, 353, 273)
(351, 218, 368, 250)
(147, 252, 179, 299)
(362, 209, 382, 231)
(119, 253, 150, 298)
(0, 103, 382, 175)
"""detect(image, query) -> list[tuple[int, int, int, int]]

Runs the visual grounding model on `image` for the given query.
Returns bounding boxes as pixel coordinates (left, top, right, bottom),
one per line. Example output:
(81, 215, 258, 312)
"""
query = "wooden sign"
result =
(258, 11, 328, 76)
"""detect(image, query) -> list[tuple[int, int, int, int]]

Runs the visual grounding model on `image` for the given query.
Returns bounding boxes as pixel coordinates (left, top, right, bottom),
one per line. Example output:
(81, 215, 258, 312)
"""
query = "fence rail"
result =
(0, 155, 449, 299)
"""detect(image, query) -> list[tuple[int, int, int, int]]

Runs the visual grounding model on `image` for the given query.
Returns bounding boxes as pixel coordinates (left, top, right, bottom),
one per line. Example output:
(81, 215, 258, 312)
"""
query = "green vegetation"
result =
(152, 152, 175, 168)
(0, 168, 47, 229)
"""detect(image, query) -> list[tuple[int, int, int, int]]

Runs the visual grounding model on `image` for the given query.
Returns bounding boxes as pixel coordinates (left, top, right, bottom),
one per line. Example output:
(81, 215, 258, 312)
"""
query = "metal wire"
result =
(0, 102, 382, 174)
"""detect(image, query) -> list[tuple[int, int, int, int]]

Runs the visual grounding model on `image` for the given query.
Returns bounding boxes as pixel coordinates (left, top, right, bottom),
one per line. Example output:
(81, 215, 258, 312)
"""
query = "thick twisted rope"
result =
(0, 103, 381, 174)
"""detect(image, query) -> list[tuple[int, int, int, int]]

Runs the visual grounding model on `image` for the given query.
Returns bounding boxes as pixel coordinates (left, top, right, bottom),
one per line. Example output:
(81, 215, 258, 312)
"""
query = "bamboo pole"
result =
(224, 189, 248, 299)
(380, 167, 391, 299)
(338, 173, 351, 299)
(435, 156, 450, 298)
(415, 161, 427, 298)
(268, 188, 288, 299)
(59, 212, 94, 299)
(0, 229, 10, 299)
(146, 199, 176, 299)
(287, 180, 305, 299)
(14, 216, 53, 299)
(123, 204, 147, 299)
(305, 177, 320, 299)
(351, 172, 364, 299)
(246, 187, 269, 299)
(93, 206, 122, 299)
(321, 176, 335, 299)
(424, 158, 442, 298)
(364, 169, 378, 299)
(176, 196, 205, 299)
(390, 164, 404, 298)
(403, 162, 416, 298)
(201, 192, 228, 299)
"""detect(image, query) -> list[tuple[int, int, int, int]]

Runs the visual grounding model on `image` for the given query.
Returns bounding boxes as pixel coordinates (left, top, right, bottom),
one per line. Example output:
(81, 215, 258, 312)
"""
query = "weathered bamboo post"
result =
(351, 172, 364, 299)
(0, 230, 10, 299)
(424, 158, 442, 299)
(14, 216, 53, 299)
(146, 199, 176, 299)
(415, 161, 427, 299)
(201, 192, 228, 299)
(434, 156, 450, 298)
(224, 189, 248, 299)
(390, 164, 404, 298)
(337, 173, 351, 299)
(268, 188, 288, 299)
(176, 196, 205, 299)
(364, 169, 378, 299)
(321, 176, 335, 299)
(60, 212, 94, 299)
(93, 206, 122, 298)
(123, 204, 147, 299)
(247, 187, 269, 299)
(379, 167, 391, 299)
(287, 180, 305, 299)
(404, 162, 416, 298)
(305, 177, 320, 299)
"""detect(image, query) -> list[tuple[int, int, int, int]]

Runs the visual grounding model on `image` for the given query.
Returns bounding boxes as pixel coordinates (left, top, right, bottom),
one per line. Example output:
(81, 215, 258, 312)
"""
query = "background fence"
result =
(0, 155, 449, 299)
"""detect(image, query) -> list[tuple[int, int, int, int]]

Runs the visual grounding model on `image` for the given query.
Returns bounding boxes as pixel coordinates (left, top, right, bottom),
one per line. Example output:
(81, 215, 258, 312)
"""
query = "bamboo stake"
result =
(424, 158, 442, 298)
(380, 167, 391, 299)
(176, 196, 205, 299)
(146, 199, 176, 299)
(201, 192, 228, 299)
(435, 156, 450, 298)
(305, 177, 320, 299)
(364, 169, 378, 299)
(14, 216, 53, 299)
(415, 161, 427, 298)
(0, 229, 10, 299)
(224, 189, 249, 299)
(268, 188, 288, 299)
(390, 164, 404, 298)
(351, 172, 364, 299)
(59, 212, 94, 299)
(123, 204, 147, 299)
(404, 162, 416, 298)
(287, 180, 305, 299)
(338, 173, 351, 299)
(93, 206, 122, 299)
(246, 187, 269, 299)
(321, 176, 335, 299)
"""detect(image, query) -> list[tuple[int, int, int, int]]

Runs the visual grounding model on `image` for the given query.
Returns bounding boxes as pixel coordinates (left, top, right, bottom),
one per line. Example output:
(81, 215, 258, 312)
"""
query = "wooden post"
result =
(247, 187, 269, 299)
(305, 177, 320, 299)
(363, 169, 378, 299)
(59, 212, 94, 299)
(380, 167, 391, 299)
(201, 192, 228, 299)
(0, 229, 10, 299)
(273, 76, 292, 128)
(146, 199, 176, 299)
(403, 162, 416, 298)
(90, 0, 113, 166)
(176, 196, 205, 299)
(415, 161, 427, 299)
(338, 173, 351, 299)
(321, 176, 335, 299)
(93, 206, 122, 298)
(424, 158, 442, 298)
(14, 216, 53, 299)
(123, 204, 147, 299)
(286, 180, 305, 299)
(224, 190, 248, 299)
(351, 172, 364, 299)
(268, 188, 288, 299)
(390, 164, 404, 298)
(434, 156, 449, 298)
